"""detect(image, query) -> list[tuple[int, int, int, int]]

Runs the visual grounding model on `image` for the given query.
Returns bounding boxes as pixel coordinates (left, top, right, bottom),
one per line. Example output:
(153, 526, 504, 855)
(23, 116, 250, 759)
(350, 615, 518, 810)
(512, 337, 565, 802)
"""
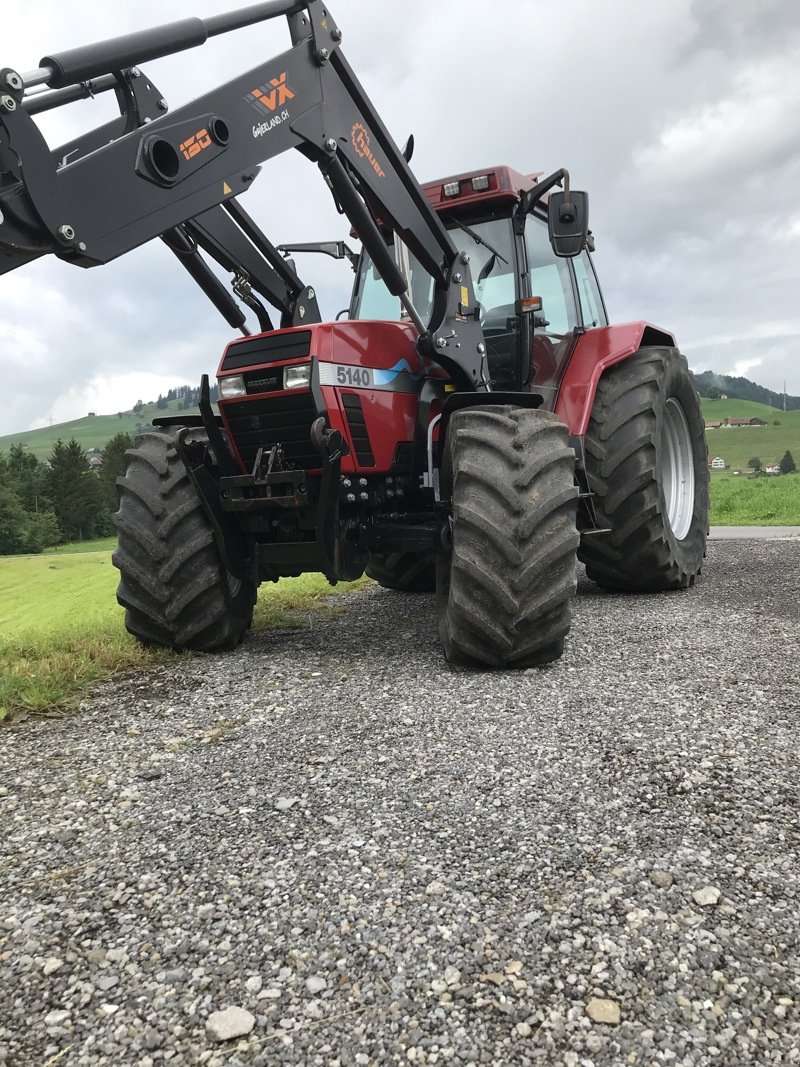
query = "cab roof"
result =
(421, 166, 542, 212)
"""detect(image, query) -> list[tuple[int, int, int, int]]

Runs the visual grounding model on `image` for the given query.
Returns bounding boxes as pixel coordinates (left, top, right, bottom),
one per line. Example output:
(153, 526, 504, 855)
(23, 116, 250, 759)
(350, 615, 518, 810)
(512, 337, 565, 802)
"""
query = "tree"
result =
(0, 483, 28, 554)
(705, 385, 722, 400)
(24, 509, 61, 553)
(747, 457, 762, 472)
(779, 450, 796, 475)
(48, 438, 105, 542)
(4, 443, 52, 514)
(98, 432, 133, 512)
(0, 448, 60, 553)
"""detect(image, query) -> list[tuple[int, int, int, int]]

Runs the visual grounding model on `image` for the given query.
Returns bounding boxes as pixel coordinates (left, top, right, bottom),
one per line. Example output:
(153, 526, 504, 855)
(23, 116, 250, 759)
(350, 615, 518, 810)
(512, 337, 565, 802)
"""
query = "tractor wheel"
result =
(365, 552, 436, 592)
(112, 427, 257, 651)
(578, 347, 708, 591)
(437, 406, 579, 668)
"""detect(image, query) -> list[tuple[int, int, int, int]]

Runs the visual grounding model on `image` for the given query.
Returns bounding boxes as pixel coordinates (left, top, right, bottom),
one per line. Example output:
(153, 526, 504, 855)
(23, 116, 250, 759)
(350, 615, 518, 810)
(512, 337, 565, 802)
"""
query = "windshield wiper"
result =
(444, 216, 508, 265)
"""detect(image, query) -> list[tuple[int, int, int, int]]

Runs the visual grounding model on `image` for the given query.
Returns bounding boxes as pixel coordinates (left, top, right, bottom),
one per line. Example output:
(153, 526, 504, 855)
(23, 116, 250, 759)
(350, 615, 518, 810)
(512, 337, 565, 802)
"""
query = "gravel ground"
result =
(1, 539, 799, 1066)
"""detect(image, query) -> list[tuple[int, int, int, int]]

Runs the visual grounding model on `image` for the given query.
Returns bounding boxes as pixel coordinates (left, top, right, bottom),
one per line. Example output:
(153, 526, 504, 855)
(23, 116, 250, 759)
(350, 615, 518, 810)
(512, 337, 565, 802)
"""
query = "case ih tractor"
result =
(0, 1, 708, 667)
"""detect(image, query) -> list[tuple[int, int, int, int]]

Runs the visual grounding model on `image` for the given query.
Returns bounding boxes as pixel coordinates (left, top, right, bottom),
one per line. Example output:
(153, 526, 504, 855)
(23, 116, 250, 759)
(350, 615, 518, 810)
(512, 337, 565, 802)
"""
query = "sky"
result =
(1, 0, 799, 435)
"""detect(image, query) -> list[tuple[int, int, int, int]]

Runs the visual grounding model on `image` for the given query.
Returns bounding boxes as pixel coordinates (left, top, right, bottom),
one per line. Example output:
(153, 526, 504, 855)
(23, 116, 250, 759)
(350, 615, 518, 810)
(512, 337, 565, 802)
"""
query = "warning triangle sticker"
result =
(223, 181, 233, 195)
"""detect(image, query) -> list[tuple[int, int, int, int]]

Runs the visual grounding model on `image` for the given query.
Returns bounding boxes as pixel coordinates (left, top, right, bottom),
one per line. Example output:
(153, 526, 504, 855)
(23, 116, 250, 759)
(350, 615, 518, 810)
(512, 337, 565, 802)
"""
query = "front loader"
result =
(0, 1, 709, 667)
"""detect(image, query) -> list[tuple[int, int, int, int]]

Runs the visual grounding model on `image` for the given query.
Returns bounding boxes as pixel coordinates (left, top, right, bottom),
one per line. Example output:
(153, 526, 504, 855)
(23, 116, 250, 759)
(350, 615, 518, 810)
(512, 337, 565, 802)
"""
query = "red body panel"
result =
(555, 322, 676, 437)
(217, 320, 443, 475)
(316, 320, 425, 473)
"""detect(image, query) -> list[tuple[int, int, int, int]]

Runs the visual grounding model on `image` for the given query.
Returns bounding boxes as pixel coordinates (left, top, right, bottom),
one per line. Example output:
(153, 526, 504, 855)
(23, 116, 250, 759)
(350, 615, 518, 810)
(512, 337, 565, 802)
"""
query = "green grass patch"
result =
(0, 547, 367, 722)
(253, 573, 367, 631)
(0, 628, 170, 724)
(709, 472, 800, 525)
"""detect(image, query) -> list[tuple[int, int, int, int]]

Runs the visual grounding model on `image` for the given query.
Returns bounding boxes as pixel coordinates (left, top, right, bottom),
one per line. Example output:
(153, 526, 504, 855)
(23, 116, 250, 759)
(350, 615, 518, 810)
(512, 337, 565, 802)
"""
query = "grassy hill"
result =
(0, 398, 195, 460)
(4, 392, 798, 474)
(700, 398, 800, 472)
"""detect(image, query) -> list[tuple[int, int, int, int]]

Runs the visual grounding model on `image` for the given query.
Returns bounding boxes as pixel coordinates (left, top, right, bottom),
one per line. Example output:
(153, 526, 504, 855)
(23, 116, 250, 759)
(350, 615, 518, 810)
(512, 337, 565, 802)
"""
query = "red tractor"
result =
(0, 2, 708, 667)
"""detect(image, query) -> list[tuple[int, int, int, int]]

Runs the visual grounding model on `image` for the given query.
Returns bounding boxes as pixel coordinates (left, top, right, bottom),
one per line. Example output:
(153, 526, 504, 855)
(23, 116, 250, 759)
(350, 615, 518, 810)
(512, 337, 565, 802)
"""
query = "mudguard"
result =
(555, 322, 676, 437)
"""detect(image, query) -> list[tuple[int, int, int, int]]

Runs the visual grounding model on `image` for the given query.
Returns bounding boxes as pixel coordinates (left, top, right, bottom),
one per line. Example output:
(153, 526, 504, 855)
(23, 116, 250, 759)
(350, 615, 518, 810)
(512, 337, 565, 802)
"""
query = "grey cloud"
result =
(2, 0, 799, 435)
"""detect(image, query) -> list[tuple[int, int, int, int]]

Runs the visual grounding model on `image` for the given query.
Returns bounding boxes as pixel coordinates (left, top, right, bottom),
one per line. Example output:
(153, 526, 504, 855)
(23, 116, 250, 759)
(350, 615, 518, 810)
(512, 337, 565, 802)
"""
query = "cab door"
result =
(524, 216, 581, 408)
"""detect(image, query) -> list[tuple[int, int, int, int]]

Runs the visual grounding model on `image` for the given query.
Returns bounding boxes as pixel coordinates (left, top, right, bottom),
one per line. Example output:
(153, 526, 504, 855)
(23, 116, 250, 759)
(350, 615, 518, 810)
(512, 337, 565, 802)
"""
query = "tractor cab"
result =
(350, 165, 606, 409)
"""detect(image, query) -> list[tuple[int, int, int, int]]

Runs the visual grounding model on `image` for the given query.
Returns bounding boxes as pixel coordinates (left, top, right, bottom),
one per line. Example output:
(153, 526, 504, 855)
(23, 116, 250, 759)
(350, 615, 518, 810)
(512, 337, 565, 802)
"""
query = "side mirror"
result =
(548, 191, 589, 257)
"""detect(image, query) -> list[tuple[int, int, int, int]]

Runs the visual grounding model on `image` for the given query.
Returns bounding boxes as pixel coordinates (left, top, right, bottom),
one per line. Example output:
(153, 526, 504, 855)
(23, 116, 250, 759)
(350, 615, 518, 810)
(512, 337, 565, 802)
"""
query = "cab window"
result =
(525, 217, 579, 334)
(572, 251, 607, 327)
(524, 217, 579, 396)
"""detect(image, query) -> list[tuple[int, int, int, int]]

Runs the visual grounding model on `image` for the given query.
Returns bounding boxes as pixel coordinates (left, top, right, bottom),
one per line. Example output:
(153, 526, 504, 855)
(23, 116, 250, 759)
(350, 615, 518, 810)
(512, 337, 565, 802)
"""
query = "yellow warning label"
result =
(461, 286, 469, 307)
(223, 181, 233, 195)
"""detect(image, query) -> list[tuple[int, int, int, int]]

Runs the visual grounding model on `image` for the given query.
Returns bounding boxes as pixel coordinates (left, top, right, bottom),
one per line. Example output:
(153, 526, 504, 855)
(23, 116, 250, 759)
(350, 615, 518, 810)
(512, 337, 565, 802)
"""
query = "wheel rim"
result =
(661, 397, 695, 540)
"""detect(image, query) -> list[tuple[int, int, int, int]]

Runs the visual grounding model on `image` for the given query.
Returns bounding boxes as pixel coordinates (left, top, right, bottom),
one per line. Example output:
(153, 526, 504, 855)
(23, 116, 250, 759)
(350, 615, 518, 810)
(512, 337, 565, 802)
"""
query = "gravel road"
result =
(1, 538, 799, 1066)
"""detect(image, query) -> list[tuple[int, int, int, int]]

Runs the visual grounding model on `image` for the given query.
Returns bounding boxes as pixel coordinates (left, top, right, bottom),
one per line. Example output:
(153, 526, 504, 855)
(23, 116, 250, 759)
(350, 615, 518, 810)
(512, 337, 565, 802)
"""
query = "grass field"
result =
(44, 537, 117, 554)
(709, 472, 800, 525)
(0, 549, 366, 722)
(700, 398, 800, 472)
(699, 397, 790, 420)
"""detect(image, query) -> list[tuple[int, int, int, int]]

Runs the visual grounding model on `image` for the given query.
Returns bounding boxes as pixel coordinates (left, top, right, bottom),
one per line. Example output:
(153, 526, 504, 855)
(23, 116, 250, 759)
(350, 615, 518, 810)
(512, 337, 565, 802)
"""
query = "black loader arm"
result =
(0, 1, 488, 390)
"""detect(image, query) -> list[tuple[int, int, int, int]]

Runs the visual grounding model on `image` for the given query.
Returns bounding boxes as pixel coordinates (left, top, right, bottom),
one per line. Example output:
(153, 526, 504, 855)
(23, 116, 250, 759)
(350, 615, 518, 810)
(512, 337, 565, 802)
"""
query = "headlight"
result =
(218, 374, 247, 399)
(284, 364, 312, 389)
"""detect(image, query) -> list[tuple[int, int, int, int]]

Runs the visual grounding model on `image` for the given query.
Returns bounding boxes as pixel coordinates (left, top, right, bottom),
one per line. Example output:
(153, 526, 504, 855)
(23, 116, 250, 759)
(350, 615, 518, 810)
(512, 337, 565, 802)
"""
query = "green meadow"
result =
(0, 545, 365, 721)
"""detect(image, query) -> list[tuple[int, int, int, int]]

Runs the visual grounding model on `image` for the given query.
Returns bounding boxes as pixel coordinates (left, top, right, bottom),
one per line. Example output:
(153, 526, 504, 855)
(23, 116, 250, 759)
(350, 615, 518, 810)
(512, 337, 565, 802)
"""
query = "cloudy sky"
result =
(1, 0, 799, 435)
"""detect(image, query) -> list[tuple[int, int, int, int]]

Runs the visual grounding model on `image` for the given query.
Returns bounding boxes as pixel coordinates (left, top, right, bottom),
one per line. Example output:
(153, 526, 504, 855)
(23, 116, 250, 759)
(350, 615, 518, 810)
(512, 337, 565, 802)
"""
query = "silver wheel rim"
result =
(662, 397, 695, 540)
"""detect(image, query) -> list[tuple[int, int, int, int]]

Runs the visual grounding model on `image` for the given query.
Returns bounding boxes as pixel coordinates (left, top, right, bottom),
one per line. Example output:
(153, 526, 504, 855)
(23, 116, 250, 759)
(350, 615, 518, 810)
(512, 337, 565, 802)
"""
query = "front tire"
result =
(113, 427, 257, 651)
(366, 552, 436, 592)
(578, 347, 708, 591)
(437, 407, 579, 668)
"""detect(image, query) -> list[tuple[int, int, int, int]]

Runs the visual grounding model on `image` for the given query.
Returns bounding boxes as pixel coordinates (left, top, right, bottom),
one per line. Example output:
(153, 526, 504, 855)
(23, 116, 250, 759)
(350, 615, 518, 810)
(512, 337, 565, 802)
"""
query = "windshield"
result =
(351, 215, 516, 329)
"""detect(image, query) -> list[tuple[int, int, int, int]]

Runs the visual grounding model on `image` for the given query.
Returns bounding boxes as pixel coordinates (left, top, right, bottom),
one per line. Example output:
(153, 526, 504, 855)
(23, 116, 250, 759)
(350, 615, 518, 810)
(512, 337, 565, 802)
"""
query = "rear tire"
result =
(437, 407, 579, 668)
(366, 552, 436, 592)
(113, 427, 257, 651)
(578, 347, 708, 591)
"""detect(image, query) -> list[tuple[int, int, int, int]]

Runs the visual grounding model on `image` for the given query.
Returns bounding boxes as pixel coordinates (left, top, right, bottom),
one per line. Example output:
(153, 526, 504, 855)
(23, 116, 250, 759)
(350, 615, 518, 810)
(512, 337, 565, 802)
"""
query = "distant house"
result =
(719, 417, 767, 428)
(705, 421, 722, 430)
(765, 464, 781, 475)
(709, 456, 726, 470)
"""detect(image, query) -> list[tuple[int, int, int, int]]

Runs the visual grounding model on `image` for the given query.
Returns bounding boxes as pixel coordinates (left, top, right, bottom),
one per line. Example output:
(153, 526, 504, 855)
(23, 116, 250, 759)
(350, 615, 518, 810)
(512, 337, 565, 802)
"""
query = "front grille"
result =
(221, 330, 312, 371)
(341, 392, 375, 466)
(224, 392, 320, 472)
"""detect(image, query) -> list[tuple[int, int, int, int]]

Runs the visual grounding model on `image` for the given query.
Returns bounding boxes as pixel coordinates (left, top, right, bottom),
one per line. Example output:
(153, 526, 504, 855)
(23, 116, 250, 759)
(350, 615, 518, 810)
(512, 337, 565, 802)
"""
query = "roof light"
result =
(442, 181, 460, 198)
(471, 175, 490, 191)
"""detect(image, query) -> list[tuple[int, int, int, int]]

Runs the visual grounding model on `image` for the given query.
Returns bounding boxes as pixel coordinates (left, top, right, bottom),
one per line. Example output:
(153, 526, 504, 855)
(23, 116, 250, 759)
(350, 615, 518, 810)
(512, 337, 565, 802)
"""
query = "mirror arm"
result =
(519, 168, 570, 217)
